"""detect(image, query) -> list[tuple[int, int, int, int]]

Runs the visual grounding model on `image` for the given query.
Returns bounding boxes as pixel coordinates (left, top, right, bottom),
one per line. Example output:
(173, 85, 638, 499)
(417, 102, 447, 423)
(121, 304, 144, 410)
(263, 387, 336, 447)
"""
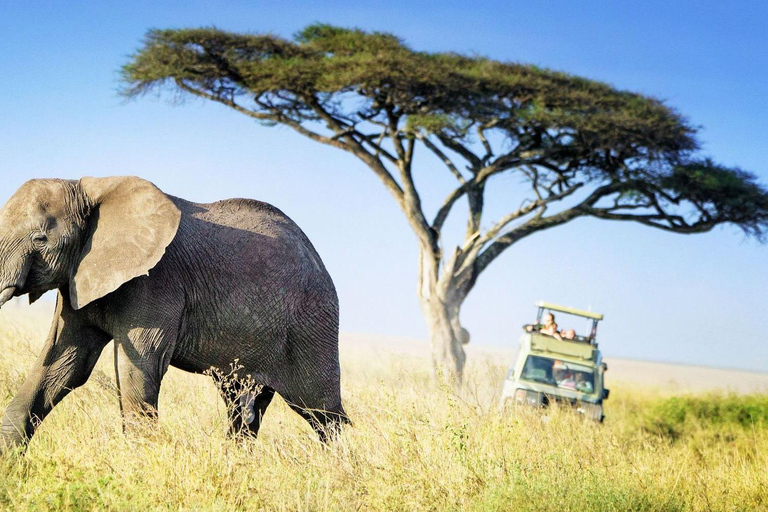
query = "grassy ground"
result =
(0, 310, 766, 511)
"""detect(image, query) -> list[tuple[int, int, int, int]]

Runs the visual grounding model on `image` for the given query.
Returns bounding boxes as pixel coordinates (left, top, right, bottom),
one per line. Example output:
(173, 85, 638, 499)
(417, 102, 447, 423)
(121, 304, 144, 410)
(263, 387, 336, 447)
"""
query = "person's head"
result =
(562, 329, 576, 340)
(543, 312, 555, 325)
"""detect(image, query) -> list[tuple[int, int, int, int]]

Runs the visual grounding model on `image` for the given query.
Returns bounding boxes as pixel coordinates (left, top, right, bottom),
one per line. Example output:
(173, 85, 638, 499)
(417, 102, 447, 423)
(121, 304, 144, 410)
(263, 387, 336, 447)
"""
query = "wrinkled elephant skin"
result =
(0, 177, 347, 450)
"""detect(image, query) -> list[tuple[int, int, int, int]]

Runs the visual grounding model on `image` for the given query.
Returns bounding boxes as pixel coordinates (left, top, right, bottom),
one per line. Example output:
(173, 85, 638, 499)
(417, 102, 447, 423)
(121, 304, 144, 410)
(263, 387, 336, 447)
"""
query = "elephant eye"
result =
(32, 233, 48, 245)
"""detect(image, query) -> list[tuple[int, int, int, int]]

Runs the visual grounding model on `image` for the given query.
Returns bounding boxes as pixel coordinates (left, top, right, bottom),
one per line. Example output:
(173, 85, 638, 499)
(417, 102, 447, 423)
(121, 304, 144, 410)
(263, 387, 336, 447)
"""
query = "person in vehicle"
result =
(557, 371, 577, 390)
(575, 373, 594, 393)
(560, 328, 576, 340)
(540, 313, 558, 336)
(526, 312, 562, 339)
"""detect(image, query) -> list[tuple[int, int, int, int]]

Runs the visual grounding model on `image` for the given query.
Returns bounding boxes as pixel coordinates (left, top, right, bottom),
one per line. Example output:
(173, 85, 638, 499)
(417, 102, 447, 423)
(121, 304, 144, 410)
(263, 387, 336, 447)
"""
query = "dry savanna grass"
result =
(0, 306, 767, 511)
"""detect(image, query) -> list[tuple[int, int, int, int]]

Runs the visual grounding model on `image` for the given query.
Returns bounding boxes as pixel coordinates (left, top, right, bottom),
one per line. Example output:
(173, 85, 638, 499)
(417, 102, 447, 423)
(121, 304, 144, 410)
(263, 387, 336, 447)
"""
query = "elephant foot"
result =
(289, 407, 351, 444)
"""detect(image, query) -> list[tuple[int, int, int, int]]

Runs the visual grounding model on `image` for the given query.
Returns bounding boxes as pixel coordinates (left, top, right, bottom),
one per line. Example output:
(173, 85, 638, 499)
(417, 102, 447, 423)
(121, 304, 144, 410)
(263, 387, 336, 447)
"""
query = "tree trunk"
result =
(420, 296, 467, 386)
(417, 245, 471, 386)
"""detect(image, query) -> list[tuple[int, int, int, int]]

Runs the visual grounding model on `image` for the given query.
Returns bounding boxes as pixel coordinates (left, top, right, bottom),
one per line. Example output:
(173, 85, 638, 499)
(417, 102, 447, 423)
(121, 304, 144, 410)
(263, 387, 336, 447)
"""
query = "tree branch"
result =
(583, 206, 715, 233)
(300, 93, 413, 208)
(176, 80, 354, 150)
(475, 206, 586, 274)
(436, 135, 482, 169)
(383, 109, 436, 252)
(417, 134, 466, 184)
(477, 119, 500, 164)
(431, 158, 523, 231)
(471, 177, 726, 274)
(454, 183, 584, 276)
(479, 183, 584, 248)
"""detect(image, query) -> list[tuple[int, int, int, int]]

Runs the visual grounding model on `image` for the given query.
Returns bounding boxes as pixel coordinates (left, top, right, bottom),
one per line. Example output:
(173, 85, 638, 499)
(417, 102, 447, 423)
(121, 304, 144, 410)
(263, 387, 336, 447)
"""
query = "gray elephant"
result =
(0, 176, 348, 449)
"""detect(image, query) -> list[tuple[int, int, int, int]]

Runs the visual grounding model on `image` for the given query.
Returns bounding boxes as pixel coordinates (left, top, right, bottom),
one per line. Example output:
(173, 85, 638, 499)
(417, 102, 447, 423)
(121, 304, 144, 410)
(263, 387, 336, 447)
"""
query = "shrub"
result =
(643, 393, 768, 440)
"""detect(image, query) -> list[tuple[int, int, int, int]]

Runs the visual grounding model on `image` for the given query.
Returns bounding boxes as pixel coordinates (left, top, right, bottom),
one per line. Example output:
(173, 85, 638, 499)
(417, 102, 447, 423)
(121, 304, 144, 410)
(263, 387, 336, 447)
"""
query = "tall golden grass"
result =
(0, 307, 766, 511)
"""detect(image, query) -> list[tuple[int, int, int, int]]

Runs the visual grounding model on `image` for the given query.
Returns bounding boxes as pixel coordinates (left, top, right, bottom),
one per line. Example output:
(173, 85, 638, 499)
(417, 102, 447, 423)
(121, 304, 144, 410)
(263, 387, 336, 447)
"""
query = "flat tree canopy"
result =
(122, 24, 768, 381)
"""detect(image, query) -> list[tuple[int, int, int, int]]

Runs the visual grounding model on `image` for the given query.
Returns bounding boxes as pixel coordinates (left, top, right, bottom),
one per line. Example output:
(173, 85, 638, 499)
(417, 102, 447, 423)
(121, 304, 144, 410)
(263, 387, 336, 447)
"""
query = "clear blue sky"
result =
(1, 1, 766, 371)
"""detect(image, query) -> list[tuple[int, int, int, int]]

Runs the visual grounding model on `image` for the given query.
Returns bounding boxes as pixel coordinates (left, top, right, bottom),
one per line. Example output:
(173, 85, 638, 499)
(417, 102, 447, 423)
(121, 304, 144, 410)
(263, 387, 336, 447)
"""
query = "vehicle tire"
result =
(590, 404, 604, 423)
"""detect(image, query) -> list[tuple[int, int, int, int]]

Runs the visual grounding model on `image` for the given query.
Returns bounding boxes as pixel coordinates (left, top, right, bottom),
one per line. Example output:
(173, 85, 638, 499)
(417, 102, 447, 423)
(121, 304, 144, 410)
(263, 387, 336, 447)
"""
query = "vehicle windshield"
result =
(520, 355, 596, 394)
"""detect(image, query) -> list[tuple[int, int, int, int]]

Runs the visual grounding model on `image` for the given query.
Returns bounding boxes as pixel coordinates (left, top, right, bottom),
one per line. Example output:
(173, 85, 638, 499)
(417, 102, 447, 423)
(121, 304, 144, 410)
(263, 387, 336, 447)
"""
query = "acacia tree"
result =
(121, 24, 768, 383)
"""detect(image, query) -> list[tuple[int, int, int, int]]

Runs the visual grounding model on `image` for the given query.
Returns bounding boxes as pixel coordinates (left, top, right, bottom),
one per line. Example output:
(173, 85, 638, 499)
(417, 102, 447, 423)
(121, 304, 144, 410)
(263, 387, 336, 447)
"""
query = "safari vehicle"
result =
(500, 301, 609, 422)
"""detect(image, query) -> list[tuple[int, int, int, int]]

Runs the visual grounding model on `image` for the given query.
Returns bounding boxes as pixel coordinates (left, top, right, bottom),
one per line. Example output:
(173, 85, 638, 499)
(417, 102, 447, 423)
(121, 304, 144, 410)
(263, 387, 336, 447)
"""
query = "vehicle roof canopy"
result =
(536, 301, 604, 321)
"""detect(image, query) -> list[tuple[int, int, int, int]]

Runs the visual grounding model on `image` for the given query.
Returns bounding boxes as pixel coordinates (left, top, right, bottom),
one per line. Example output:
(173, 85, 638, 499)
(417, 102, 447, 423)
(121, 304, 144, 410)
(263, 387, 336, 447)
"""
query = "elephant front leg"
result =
(1, 297, 111, 450)
(113, 328, 175, 432)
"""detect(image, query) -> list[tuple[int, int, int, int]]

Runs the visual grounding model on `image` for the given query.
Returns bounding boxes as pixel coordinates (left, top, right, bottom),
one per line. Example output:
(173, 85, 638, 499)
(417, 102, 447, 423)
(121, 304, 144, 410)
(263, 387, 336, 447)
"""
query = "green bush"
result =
(643, 393, 768, 440)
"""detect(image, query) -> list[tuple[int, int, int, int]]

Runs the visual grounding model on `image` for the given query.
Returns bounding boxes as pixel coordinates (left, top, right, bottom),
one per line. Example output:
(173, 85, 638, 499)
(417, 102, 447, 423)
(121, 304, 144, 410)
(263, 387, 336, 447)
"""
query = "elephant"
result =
(0, 176, 348, 449)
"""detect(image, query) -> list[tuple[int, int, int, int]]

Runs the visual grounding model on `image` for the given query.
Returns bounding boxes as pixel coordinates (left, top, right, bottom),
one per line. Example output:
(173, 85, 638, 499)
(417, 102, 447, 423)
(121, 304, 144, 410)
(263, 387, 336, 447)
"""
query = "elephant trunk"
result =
(0, 286, 15, 308)
(0, 400, 32, 451)
(0, 250, 34, 310)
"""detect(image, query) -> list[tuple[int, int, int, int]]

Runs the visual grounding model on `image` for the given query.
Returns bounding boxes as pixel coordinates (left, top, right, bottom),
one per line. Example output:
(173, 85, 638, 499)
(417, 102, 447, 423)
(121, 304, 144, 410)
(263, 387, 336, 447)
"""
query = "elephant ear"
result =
(69, 176, 181, 310)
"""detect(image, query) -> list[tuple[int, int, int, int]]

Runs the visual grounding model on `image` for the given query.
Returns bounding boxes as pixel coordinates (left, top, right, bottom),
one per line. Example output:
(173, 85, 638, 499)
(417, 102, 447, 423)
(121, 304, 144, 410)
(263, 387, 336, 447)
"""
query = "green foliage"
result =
(405, 113, 469, 134)
(643, 393, 768, 441)
(663, 160, 768, 238)
(121, 24, 694, 155)
(121, 23, 768, 240)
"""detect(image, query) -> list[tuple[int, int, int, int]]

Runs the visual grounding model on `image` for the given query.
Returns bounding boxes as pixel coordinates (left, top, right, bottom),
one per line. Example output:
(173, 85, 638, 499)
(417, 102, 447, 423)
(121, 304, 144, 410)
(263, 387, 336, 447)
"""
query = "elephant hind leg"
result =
(287, 403, 350, 444)
(280, 308, 349, 442)
(213, 374, 275, 438)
